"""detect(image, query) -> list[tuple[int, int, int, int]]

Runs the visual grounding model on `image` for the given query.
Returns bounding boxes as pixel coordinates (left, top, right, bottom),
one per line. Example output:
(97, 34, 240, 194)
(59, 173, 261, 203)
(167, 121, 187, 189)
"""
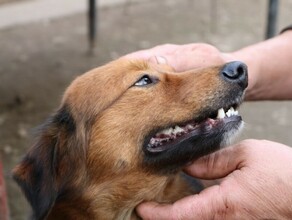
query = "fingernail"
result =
(148, 56, 167, 64)
(156, 56, 167, 64)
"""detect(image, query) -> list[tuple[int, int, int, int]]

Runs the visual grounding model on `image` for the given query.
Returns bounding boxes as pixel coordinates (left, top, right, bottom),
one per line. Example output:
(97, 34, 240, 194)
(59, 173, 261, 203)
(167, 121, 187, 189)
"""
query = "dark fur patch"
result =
(13, 104, 79, 220)
(13, 135, 58, 220)
(53, 105, 76, 134)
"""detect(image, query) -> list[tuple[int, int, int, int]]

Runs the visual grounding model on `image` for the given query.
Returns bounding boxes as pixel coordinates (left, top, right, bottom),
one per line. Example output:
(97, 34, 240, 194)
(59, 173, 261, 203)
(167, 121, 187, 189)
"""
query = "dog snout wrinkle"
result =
(221, 61, 248, 89)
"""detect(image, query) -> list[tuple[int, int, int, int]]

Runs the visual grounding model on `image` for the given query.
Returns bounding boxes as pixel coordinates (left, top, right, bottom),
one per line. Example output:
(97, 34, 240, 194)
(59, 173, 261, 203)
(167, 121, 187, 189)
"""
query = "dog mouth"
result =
(146, 104, 241, 153)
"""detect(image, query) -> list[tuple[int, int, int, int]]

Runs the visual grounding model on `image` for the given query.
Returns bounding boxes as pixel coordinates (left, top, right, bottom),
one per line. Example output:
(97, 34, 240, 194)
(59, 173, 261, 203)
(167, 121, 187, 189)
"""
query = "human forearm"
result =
(230, 30, 292, 100)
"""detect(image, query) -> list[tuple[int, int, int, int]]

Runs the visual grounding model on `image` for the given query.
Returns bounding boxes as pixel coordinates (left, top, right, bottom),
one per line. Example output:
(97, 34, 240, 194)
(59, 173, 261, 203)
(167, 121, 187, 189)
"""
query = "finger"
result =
(125, 51, 170, 67)
(184, 144, 245, 179)
(148, 56, 168, 65)
(136, 202, 174, 220)
(137, 185, 228, 220)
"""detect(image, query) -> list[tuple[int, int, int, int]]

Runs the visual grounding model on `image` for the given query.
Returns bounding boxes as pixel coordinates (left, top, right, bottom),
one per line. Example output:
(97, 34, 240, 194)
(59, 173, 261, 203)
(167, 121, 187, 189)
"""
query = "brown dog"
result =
(13, 58, 247, 220)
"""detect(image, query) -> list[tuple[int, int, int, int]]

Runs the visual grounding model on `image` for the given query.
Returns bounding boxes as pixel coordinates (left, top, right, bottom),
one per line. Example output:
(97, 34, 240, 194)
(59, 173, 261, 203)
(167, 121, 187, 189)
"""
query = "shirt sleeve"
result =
(280, 25, 292, 34)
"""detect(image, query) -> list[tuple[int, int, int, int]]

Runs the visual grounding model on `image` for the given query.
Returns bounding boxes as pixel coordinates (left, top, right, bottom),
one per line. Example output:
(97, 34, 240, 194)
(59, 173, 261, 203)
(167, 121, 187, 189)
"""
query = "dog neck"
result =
(47, 172, 192, 220)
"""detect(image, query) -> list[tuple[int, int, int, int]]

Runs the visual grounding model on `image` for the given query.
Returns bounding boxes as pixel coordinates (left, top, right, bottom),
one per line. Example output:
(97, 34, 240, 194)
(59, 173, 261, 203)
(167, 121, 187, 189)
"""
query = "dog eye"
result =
(134, 75, 154, 87)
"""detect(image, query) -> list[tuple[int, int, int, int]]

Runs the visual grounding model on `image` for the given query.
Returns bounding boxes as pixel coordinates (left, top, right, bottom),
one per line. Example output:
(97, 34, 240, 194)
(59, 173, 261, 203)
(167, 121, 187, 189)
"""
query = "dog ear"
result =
(13, 104, 85, 220)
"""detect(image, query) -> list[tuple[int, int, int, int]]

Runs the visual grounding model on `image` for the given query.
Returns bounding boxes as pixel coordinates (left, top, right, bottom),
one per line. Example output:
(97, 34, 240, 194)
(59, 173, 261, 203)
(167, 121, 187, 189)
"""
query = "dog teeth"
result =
(226, 108, 232, 117)
(186, 124, 194, 130)
(152, 125, 187, 145)
(173, 126, 184, 134)
(150, 105, 240, 148)
(217, 108, 225, 119)
(226, 107, 239, 117)
(150, 138, 156, 145)
(217, 107, 239, 119)
(165, 128, 174, 135)
(157, 126, 185, 136)
(157, 128, 173, 136)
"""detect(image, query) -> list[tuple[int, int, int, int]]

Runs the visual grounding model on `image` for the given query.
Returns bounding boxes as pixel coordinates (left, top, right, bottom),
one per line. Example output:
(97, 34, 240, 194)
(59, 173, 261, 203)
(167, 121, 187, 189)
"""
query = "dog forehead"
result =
(61, 59, 155, 120)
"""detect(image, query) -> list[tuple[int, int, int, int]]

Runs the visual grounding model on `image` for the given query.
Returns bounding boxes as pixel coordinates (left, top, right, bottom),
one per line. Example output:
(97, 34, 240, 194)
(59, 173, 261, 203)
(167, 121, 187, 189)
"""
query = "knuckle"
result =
(191, 43, 218, 53)
(200, 153, 217, 174)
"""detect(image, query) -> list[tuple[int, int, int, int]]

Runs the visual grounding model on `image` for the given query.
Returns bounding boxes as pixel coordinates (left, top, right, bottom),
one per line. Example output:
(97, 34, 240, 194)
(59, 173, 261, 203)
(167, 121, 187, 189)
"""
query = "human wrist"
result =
(227, 48, 261, 100)
(280, 25, 292, 34)
(229, 30, 292, 101)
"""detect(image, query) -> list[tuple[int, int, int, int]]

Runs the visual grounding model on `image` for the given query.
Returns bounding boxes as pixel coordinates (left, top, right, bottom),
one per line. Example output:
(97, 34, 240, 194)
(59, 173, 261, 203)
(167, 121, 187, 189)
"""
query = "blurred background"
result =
(0, 0, 292, 219)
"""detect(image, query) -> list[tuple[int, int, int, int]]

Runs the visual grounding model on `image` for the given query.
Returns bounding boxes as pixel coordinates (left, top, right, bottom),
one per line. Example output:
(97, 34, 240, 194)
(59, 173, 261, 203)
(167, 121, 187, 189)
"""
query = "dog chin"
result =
(220, 121, 244, 148)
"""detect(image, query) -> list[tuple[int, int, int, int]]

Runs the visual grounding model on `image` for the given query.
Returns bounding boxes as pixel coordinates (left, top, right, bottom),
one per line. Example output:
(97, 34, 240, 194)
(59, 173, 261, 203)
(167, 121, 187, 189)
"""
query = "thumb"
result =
(136, 202, 174, 220)
(137, 145, 247, 219)
(185, 144, 245, 179)
(137, 184, 228, 220)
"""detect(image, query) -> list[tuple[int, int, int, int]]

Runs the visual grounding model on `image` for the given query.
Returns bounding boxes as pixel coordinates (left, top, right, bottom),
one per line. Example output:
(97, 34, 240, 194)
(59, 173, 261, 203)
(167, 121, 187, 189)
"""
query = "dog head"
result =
(13, 59, 247, 219)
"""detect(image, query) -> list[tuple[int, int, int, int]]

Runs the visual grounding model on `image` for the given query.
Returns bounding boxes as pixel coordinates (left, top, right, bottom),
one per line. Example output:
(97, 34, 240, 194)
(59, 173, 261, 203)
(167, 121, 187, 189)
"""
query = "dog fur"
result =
(13, 58, 247, 220)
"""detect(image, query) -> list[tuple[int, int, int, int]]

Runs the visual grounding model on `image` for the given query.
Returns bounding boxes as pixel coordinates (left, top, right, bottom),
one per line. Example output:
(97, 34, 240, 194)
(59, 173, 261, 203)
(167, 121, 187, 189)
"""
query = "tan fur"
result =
(13, 58, 234, 220)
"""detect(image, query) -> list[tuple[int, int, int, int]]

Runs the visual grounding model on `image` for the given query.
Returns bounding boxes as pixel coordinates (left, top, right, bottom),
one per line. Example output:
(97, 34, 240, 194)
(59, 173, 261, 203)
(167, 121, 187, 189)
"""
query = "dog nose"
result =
(221, 61, 248, 89)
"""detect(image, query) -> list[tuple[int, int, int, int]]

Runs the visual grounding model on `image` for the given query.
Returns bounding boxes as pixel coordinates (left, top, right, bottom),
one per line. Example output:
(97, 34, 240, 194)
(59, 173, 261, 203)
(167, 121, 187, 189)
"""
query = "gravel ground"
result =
(1, 0, 292, 219)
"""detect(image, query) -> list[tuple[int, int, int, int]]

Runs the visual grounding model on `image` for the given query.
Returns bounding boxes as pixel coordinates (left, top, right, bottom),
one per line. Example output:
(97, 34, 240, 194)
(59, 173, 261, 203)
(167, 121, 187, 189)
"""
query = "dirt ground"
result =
(1, 0, 292, 219)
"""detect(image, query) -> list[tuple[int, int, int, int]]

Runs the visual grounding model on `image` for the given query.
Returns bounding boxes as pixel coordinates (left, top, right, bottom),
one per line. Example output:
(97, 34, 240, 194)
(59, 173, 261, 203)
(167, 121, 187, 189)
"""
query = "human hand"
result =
(125, 44, 256, 100)
(126, 43, 234, 72)
(136, 139, 292, 219)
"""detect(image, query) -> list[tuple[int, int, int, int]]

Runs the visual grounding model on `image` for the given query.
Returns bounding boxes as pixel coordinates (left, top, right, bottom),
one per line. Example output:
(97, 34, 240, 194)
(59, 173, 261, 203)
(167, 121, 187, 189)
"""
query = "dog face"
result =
(13, 59, 247, 219)
(83, 59, 247, 174)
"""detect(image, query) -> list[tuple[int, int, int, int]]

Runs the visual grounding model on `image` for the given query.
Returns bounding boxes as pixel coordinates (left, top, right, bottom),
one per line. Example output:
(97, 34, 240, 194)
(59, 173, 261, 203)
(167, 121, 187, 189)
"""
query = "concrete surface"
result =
(1, 0, 292, 219)
(0, 0, 147, 29)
